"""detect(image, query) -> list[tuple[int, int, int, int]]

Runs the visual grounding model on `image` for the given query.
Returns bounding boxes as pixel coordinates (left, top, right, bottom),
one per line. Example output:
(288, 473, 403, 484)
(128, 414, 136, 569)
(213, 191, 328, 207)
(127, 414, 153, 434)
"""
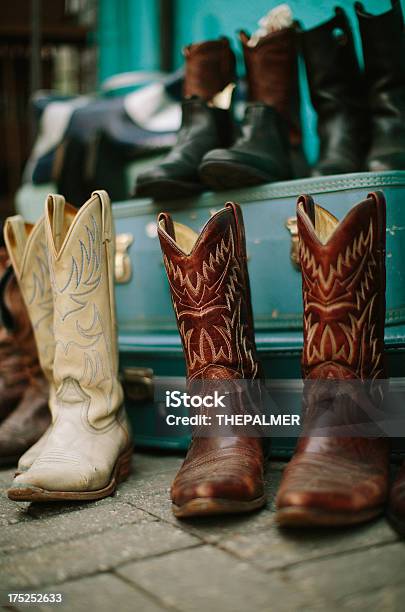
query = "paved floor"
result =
(0, 452, 404, 612)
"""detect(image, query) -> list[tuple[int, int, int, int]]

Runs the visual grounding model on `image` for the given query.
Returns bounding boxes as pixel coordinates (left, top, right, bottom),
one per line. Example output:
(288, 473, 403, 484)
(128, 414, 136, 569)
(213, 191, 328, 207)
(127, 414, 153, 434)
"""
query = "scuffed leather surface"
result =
(276, 192, 390, 519)
(158, 203, 265, 508)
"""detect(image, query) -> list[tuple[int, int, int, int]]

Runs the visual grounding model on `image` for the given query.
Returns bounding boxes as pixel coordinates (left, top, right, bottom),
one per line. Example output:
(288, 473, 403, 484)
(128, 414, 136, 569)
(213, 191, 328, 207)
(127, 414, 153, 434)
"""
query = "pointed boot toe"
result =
(276, 453, 388, 527)
(171, 442, 266, 518)
(7, 443, 133, 502)
(16, 427, 52, 474)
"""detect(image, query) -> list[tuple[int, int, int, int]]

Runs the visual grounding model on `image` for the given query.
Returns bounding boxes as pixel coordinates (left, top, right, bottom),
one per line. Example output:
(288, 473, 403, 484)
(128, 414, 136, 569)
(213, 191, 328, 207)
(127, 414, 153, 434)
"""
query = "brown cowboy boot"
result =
(158, 202, 266, 517)
(276, 191, 390, 527)
(389, 463, 405, 536)
(0, 263, 50, 466)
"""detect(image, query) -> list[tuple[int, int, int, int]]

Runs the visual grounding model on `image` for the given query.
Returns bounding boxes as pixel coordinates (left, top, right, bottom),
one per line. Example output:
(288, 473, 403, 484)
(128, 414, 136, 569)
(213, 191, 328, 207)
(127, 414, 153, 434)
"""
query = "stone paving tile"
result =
(338, 582, 405, 612)
(132, 451, 183, 477)
(120, 464, 284, 542)
(8, 573, 168, 612)
(0, 521, 200, 590)
(0, 502, 155, 554)
(117, 545, 319, 612)
(0, 488, 121, 528)
(283, 541, 405, 606)
(0, 470, 125, 528)
(219, 518, 400, 571)
(0, 467, 14, 485)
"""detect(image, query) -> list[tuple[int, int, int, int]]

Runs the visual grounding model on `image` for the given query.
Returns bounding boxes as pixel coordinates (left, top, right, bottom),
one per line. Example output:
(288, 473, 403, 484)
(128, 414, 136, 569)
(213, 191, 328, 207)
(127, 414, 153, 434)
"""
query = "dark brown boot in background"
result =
(276, 191, 390, 527)
(0, 264, 50, 466)
(0, 264, 33, 426)
(158, 202, 266, 517)
(135, 38, 236, 200)
(356, 0, 405, 171)
(200, 26, 307, 189)
(389, 463, 405, 536)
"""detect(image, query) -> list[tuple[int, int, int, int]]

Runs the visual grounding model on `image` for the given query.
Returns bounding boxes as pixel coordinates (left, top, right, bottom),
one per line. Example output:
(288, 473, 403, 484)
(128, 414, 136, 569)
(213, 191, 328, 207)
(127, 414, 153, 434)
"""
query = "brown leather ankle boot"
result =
(276, 191, 390, 527)
(0, 264, 50, 466)
(135, 38, 236, 200)
(158, 202, 266, 517)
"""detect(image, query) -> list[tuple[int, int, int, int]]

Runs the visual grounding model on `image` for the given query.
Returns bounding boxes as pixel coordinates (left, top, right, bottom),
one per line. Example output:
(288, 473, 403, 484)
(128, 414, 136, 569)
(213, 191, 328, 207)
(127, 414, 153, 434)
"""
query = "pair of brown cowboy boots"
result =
(158, 191, 404, 533)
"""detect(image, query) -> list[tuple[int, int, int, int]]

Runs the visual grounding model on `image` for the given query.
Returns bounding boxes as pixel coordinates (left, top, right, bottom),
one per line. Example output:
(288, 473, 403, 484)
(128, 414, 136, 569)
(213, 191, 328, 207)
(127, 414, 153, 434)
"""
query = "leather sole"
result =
(172, 494, 267, 518)
(199, 160, 276, 191)
(7, 446, 133, 503)
(135, 178, 204, 200)
(275, 504, 384, 528)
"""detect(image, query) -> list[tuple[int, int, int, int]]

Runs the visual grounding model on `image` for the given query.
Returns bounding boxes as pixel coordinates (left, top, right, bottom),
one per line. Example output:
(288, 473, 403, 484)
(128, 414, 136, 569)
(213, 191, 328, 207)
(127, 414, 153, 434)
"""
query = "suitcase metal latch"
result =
(285, 217, 300, 269)
(115, 233, 134, 284)
(122, 367, 154, 403)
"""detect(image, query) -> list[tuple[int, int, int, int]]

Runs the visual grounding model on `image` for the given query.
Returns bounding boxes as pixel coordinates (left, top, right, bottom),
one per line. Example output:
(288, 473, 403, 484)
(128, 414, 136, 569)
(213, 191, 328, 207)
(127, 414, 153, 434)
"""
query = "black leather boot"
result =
(199, 27, 307, 190)
(356, 0, 405, 171)
(302, 8, 369, 176)
(134, 38, 236, 200)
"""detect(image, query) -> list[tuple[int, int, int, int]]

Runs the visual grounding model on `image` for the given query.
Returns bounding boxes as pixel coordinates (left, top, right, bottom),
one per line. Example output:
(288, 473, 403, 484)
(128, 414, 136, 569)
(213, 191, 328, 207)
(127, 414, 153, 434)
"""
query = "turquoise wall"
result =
(97, 0, 404, 162)
(97, 0, 160, 81)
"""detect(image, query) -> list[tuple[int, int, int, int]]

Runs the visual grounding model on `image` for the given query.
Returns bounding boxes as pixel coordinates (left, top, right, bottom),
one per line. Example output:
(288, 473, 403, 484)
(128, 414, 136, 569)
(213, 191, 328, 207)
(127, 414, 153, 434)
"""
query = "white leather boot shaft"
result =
(4, 215, 55, 384)
(4, 214, 56, 471)
(10, 191, 131, 495)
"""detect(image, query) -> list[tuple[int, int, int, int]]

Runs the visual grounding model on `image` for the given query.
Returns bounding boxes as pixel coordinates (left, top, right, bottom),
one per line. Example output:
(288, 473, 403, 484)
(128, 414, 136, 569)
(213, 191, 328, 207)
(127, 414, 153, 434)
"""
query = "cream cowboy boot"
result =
(4, 213, 57, 471)
(7, 190, 132, 502)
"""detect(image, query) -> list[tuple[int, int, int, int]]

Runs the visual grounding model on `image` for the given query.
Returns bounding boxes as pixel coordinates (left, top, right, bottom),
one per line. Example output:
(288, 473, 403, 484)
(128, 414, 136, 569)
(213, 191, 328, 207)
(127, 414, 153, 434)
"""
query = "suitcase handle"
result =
(115, 233, 134, 283)
(122, 367, 154, 403)
(285, 217, 300, 269)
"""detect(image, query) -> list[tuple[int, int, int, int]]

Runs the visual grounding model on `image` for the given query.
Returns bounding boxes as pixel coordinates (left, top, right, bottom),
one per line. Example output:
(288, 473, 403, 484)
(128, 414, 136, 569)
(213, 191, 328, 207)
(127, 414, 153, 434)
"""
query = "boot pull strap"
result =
(47, 194, 66, 253)
(225, 201, 245, 258)
(3, 215, 27, 277)
(367, 190, 387, 250)
(92, 190, 112, 243)
(297, 194, 316, 226)
(157, 212, 176, 241)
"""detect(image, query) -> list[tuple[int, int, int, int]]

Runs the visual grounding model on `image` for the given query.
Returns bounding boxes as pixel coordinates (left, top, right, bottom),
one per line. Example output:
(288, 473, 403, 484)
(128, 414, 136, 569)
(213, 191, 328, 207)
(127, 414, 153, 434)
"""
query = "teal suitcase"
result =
(113, 170, 405, 456)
